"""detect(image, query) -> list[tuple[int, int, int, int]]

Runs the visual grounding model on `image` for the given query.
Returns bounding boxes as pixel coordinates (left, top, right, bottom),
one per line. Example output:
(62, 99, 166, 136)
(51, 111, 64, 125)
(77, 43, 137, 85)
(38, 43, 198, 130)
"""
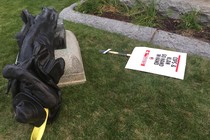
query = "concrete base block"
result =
(55, 30, 86, 87)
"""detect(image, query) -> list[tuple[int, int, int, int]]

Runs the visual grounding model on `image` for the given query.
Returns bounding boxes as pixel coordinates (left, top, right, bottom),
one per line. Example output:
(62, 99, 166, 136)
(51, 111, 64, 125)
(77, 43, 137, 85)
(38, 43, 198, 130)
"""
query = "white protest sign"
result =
(125, 47, 187, 80)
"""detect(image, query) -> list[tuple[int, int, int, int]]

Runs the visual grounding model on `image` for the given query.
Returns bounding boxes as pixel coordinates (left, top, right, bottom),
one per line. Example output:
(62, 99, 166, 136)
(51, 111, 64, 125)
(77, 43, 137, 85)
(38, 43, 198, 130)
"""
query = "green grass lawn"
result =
(1, 0, 210, 140)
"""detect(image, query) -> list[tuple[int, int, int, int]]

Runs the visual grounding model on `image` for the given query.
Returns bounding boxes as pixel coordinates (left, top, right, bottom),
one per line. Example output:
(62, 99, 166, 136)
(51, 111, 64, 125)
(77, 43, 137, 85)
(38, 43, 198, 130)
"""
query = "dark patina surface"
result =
(2, 7, 65, 127)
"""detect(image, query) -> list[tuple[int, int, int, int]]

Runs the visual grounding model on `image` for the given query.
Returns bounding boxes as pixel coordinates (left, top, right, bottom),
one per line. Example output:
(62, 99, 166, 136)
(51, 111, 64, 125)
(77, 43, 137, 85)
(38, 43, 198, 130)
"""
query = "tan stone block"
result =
(55, 30, 86, 87)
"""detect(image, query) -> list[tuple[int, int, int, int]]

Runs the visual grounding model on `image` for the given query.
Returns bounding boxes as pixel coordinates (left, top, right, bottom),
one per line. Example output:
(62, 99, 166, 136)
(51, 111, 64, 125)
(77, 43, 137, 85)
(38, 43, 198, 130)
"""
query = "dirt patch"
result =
(156, 17, 210, 43)
(100, 12, 132, 22)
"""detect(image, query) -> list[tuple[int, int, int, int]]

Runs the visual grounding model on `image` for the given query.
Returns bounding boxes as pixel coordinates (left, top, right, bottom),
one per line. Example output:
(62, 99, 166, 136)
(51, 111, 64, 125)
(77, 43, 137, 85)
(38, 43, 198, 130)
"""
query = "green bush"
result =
(179, 11, 202, 30)
(76, 0, 103, 14)
(131, 0, 158, 27)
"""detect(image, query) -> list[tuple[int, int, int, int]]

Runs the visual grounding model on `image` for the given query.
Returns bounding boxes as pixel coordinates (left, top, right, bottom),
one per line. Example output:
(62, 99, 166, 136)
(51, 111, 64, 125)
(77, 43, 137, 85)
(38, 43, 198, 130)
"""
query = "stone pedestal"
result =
(55, 30, 86, 87)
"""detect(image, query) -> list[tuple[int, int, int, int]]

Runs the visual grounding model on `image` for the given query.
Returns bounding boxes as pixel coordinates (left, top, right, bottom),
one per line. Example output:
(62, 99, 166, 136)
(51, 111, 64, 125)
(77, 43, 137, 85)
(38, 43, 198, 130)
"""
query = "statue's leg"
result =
(44, 58, 65, 84)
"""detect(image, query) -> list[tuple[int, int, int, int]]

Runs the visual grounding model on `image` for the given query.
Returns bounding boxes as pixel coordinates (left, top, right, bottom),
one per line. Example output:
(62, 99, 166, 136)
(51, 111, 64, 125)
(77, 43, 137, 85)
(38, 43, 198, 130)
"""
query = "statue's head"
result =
(42, 7, 58, 23)
(34, 7, 58, 30)
(13, 92, 46, 127)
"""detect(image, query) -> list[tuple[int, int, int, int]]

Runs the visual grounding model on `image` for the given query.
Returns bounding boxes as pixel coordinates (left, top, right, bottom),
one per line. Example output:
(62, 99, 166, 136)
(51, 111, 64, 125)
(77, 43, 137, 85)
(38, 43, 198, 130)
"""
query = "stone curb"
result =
(59, 2, 210, 59)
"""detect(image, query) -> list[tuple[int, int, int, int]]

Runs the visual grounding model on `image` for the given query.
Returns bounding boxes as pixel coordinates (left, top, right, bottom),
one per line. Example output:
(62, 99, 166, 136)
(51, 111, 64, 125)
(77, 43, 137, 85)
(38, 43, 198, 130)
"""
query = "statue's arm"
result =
(16, 9, 35, 48)
(2, 64, 59, 108)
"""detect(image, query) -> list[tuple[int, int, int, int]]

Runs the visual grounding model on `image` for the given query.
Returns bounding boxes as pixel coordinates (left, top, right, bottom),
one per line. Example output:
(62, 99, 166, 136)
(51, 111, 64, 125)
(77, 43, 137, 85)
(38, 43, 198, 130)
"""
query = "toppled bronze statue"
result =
(2, 7, 65, 127)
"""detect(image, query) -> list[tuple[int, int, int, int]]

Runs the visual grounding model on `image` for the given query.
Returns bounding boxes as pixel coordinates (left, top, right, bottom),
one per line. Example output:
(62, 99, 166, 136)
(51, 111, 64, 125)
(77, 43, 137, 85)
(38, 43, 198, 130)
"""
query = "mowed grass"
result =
(1, 0, 210, 140)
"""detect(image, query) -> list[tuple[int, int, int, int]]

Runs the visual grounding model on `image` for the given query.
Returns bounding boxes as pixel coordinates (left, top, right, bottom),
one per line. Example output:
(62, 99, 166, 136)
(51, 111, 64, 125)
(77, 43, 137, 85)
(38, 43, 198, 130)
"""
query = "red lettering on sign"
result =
(141, 50, 150, 66)
(175, 55, 181, 72)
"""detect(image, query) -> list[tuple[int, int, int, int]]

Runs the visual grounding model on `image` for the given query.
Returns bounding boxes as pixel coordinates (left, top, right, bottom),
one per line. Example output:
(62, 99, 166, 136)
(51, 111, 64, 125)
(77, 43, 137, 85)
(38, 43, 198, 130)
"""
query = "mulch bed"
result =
(98, 12, 210, 43)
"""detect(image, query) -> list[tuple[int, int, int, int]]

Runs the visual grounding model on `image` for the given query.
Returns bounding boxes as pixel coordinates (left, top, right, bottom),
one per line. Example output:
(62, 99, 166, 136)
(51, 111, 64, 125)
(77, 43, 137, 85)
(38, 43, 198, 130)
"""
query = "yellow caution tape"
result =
(30, 108, 49, 140)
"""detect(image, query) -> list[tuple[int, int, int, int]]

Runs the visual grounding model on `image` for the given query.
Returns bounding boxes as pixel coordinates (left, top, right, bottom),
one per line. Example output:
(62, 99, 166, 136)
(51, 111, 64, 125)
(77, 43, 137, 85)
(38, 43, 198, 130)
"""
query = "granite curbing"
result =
(59, 2, 210, 59)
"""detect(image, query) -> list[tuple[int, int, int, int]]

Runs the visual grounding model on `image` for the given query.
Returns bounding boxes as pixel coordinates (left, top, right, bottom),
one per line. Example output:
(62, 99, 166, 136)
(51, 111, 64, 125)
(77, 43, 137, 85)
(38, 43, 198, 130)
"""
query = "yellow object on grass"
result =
(30, 108, 49, 140)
